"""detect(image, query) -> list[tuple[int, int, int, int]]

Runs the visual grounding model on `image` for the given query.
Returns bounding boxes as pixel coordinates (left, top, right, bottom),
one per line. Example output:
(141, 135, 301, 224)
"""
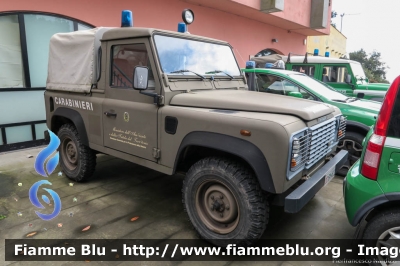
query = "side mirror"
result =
(133, 66, 149, 90)
(357, 93, 365, 99)
(288, 91, 303, 98)
(345, 74, 351, 84)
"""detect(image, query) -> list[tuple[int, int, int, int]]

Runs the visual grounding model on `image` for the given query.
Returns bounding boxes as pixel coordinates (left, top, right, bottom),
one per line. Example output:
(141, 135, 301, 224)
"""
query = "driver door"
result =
(102, 38, 159, 162)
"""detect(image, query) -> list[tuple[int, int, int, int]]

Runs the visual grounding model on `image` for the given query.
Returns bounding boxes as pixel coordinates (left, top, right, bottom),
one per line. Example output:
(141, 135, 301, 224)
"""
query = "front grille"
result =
(338, 116, 347, 141)
(306, 120, 337, 167)
(288, 116, 346, 179)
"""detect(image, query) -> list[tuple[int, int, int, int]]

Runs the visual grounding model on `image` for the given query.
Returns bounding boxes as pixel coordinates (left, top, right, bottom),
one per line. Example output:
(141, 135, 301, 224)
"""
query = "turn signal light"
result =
(338, 130, 343, 138)
(291, 159, 297, 168)
(240, 130, 251, 136)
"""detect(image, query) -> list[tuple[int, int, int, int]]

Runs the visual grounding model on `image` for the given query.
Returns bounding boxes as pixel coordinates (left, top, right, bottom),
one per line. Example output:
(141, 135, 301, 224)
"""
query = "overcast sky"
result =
(331, 0, 400, 83)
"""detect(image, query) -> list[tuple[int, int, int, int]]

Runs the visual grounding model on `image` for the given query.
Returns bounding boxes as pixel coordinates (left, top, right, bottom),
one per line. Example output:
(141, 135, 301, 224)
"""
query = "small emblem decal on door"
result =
(124, 112, 129, 122)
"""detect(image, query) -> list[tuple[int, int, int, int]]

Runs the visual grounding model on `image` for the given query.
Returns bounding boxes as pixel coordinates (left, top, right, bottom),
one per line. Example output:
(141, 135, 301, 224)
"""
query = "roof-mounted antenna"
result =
(303, 52, 308, 64)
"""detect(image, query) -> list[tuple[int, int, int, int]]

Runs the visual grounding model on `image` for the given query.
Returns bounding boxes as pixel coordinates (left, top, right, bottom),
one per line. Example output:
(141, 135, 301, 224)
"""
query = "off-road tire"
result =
(336, 131, 364, 176)
(182, 157, 268, 247)
(363, 208, 400, 265)
(58, 124, 96, 182)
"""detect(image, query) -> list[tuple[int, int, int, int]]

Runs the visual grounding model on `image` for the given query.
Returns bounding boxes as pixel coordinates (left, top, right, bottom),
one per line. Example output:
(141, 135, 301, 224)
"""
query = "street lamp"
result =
(340, 13, 360, 32)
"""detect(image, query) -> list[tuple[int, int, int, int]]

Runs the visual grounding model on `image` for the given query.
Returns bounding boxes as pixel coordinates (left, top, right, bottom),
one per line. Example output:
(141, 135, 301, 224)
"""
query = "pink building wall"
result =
(1, 0, 314, 66)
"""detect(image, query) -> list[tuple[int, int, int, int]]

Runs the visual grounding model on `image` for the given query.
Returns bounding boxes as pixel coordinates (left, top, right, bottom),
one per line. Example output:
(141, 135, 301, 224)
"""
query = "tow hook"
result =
(301, 175, 311, 181)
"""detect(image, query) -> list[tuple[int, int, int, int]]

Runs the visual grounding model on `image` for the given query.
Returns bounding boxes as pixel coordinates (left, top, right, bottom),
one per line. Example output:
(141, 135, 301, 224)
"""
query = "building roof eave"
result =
(183, 0, 330, 36)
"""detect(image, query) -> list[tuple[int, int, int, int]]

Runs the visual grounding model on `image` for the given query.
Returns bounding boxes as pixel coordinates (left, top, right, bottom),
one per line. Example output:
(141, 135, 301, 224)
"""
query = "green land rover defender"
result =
(252, 54, 390, 102)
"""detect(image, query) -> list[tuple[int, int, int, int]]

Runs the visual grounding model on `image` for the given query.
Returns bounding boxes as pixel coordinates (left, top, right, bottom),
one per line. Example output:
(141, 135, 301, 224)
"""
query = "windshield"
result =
(154, 35, 241, 77)
(350, 62, 367, 82)
(288, 73, 348, 101)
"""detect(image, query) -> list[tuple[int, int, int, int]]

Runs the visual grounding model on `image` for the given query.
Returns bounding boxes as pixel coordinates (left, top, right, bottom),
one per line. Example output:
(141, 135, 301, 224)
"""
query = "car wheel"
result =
(363, 208, 400, 265)
(58, 124, 96, 182)
(182, 157, 268, 247)
(336, 131, 364, 176)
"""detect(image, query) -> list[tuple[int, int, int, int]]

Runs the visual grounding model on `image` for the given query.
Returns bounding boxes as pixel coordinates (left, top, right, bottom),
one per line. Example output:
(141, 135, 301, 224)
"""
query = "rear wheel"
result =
(336, 131, 364, 176)
(182, 157, 268, 246)
(363, 208, 400, 265)
(58, 124, 96, 182)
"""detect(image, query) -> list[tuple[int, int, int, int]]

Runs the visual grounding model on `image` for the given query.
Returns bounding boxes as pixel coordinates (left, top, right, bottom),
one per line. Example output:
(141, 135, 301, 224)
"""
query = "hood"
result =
(170, 90, 335, 121)
(358, 83, 390, 91)
(344, 99, 381, 113)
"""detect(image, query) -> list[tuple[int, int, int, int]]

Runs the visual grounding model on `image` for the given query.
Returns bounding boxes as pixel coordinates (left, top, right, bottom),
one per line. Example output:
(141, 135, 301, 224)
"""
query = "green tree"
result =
(349, 49, 389, 83)
(331, 11, 337, 29)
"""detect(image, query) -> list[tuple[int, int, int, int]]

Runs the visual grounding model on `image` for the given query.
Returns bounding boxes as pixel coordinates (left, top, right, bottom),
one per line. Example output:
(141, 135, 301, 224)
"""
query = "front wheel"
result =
(58, 124, 96, 182)
(336, 131, 364, 176)
(363, 208, 400, 265)
(182, 157, 268, 246)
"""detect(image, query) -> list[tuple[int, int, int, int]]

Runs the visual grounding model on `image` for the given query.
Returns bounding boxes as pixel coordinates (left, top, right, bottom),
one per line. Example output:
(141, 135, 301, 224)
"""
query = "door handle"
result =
(104, 111, 117, 117)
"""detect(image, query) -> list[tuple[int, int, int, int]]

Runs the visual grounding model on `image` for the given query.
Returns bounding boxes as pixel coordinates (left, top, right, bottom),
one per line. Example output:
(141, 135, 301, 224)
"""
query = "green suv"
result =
(344, 76, 400, 263)
(252, 54, 390, 102)
(242, 64, 381, 175)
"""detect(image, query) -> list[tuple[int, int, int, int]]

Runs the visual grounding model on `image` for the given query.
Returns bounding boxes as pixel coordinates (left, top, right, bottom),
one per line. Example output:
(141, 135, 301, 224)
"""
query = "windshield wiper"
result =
(331, 99, 347, 103)
(346, 97, 359, 102)
(205, 70, 234, 80)
(170, 69, 205, 80)
(332, 97, 358, 103)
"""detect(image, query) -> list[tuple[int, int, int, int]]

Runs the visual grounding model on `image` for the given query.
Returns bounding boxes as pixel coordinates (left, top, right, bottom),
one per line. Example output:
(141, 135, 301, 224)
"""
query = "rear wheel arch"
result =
(364, 198, 400, 223)
(51, 107, 89, 146)
(173, 131, 276, 193)
(353, 193, 400, 226)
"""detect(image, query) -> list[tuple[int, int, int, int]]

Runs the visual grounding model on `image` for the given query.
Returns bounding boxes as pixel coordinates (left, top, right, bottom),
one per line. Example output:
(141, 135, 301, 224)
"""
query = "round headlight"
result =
(182, 9, 194, 24)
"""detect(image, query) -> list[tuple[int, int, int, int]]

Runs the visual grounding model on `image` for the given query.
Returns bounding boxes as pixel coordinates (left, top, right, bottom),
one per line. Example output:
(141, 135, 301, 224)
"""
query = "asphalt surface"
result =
(0, 147, 357, 266)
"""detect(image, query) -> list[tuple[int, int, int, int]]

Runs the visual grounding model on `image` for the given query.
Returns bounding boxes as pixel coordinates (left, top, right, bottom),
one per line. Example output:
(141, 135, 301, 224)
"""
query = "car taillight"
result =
(360, 76, 400, 180)
(361, 134, 385, 180)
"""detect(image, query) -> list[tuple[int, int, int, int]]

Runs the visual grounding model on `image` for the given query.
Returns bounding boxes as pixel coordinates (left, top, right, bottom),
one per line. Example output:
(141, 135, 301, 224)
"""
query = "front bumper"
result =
(284, 149, 348, 213)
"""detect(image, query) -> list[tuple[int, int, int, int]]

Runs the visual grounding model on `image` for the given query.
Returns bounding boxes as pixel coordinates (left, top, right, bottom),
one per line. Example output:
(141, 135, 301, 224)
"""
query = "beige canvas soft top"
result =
(250, 54, 285, 68)
(46, 27, 113, 93)
(102, 27, 230, 45)
(46, 27, 231, 93)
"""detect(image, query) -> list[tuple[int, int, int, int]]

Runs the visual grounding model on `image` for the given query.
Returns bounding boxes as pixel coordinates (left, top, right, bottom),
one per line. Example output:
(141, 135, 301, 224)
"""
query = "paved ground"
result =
(0, 147, 357, 266)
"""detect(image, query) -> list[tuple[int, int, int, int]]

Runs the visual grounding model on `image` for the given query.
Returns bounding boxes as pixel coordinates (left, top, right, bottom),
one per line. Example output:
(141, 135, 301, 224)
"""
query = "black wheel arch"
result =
(51, 107, 89, 146)
(345, 121, 371, 137)
(173, 131, 275, 193)
(352, 192, 400, 226)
